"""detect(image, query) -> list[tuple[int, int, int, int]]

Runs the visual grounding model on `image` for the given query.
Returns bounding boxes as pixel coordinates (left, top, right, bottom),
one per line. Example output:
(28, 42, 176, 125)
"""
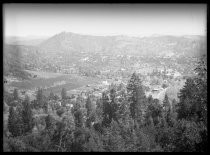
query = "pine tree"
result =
(147, 95, 153, 105)
(8, 105, 24, 137)
(74, 109, 85, 128)
(163, 94, 170, 112)
(73, 96, 87, 128)
(162, 94, 177, 127)
(194, 55, 207, 125)
(102, 92, 112, 127)
(171, 99, 177, 112)
(195, 54, 207, 83)
(177, 78, 198, 121)
(36, 88, 44, 108)
(83, 129, 104, 152)
(127, 73, 139, 119)
(13, 88, 19, 101)
(95, 98, 103, 123)
(85, 96, 96, 128)
(86, 112, 96, 128)
(8, 106, 17, 137)
(149, 116, 155, 128)
(136, 83, 147, 126)
(22, 95, 34, 134)
(60, 111, 76, 151)
(174, 55, 207, 152)
(85, 96, 93, 117)
(127, 72, 146, 126)
(118, 98, 132, 131)
(45, 114, 56, 138)
(36, 88, 43, 101)
(49, 91, 55, 100)
(16, 104, 24, 136)
(73, 96, 82, 113)
(147, 99, 162, 126)
(110, 88, 118, 122)
(105, 120, 126, 152)
(43, 100, 49, 113)
(61, 88, 67, 100)
(45, 114, 56, 130)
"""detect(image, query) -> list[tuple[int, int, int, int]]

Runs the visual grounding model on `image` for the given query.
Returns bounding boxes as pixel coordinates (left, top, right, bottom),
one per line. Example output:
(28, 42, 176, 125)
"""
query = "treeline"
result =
(3, 55, 207, 152)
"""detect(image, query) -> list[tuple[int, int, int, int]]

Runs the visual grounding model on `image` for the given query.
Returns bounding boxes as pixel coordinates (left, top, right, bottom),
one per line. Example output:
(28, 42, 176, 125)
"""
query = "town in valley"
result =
(3, 4, 207, 152)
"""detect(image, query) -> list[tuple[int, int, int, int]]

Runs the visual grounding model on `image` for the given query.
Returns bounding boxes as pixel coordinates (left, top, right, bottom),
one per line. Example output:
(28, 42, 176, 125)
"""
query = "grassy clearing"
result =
(7, 71, 101, 96)
(26, 70, 64, 79)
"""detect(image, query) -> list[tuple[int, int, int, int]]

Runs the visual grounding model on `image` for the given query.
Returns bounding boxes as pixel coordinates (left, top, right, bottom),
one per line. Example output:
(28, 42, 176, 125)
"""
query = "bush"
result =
(7, 137, 27, 152)
(56, 107, 65, 117)
(162, 83, 168, 89)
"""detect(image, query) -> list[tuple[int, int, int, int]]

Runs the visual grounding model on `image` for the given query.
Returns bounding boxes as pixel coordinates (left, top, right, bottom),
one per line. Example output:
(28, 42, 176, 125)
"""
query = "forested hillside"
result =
(39, 32, 206, 57)
(3, 55, 207, 152)
(3, 32, 206, 80)
(3, 44, 33, 79)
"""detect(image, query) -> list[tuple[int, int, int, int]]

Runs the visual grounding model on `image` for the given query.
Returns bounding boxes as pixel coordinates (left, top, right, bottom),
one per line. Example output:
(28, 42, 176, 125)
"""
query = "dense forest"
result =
(3, 55, 207, 152)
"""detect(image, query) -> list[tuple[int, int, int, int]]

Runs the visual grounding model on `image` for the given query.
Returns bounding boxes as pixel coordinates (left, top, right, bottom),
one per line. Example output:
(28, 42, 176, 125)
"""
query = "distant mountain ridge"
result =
(38, 31, 206, 57)
(3, 31, 206, 79)
(5, 36, 49, 46)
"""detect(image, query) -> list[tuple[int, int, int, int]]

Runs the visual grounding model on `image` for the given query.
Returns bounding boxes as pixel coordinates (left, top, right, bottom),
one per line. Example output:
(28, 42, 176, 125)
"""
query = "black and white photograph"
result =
(3, 3, 207, 152)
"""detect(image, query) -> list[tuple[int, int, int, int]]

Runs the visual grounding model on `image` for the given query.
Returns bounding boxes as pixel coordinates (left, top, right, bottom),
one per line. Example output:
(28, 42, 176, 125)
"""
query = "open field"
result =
(7, 70, 101, 96)
(26, 70, 64, 79)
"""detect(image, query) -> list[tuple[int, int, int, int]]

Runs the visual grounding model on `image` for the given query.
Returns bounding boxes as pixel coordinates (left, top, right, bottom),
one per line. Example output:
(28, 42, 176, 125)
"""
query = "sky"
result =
(3, 4, 207, 37)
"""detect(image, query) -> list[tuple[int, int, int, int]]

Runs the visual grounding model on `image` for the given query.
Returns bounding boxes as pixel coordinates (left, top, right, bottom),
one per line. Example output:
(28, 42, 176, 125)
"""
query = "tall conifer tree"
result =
(61, 88, 67, 100)
(127, 72, 146, 126)
(22, 95, 34, 134)
(8, 106, 17, 137)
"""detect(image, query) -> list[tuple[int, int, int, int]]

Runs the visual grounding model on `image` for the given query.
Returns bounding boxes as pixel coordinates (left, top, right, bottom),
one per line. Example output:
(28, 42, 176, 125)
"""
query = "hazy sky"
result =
(4, 4, 207, 37)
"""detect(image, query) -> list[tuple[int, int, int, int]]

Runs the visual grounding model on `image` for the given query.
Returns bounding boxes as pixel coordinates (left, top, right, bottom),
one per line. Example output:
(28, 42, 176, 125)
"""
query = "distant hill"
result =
(39, 32, 206, 58)
(5, 36, 49, 46)
(3, 44, 39, 79)
(3, 32, 206, 80)
(39, 32, 116, 54)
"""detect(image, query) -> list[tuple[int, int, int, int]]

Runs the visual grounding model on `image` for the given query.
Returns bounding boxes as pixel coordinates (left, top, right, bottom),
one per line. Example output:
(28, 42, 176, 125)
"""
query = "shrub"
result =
(7, 137, 27, 152)
(56, 107, 65, 117)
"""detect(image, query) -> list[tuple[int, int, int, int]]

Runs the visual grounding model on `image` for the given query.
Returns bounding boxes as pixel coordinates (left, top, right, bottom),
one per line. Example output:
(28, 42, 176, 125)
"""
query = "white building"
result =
(102, 80, 109, 85)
